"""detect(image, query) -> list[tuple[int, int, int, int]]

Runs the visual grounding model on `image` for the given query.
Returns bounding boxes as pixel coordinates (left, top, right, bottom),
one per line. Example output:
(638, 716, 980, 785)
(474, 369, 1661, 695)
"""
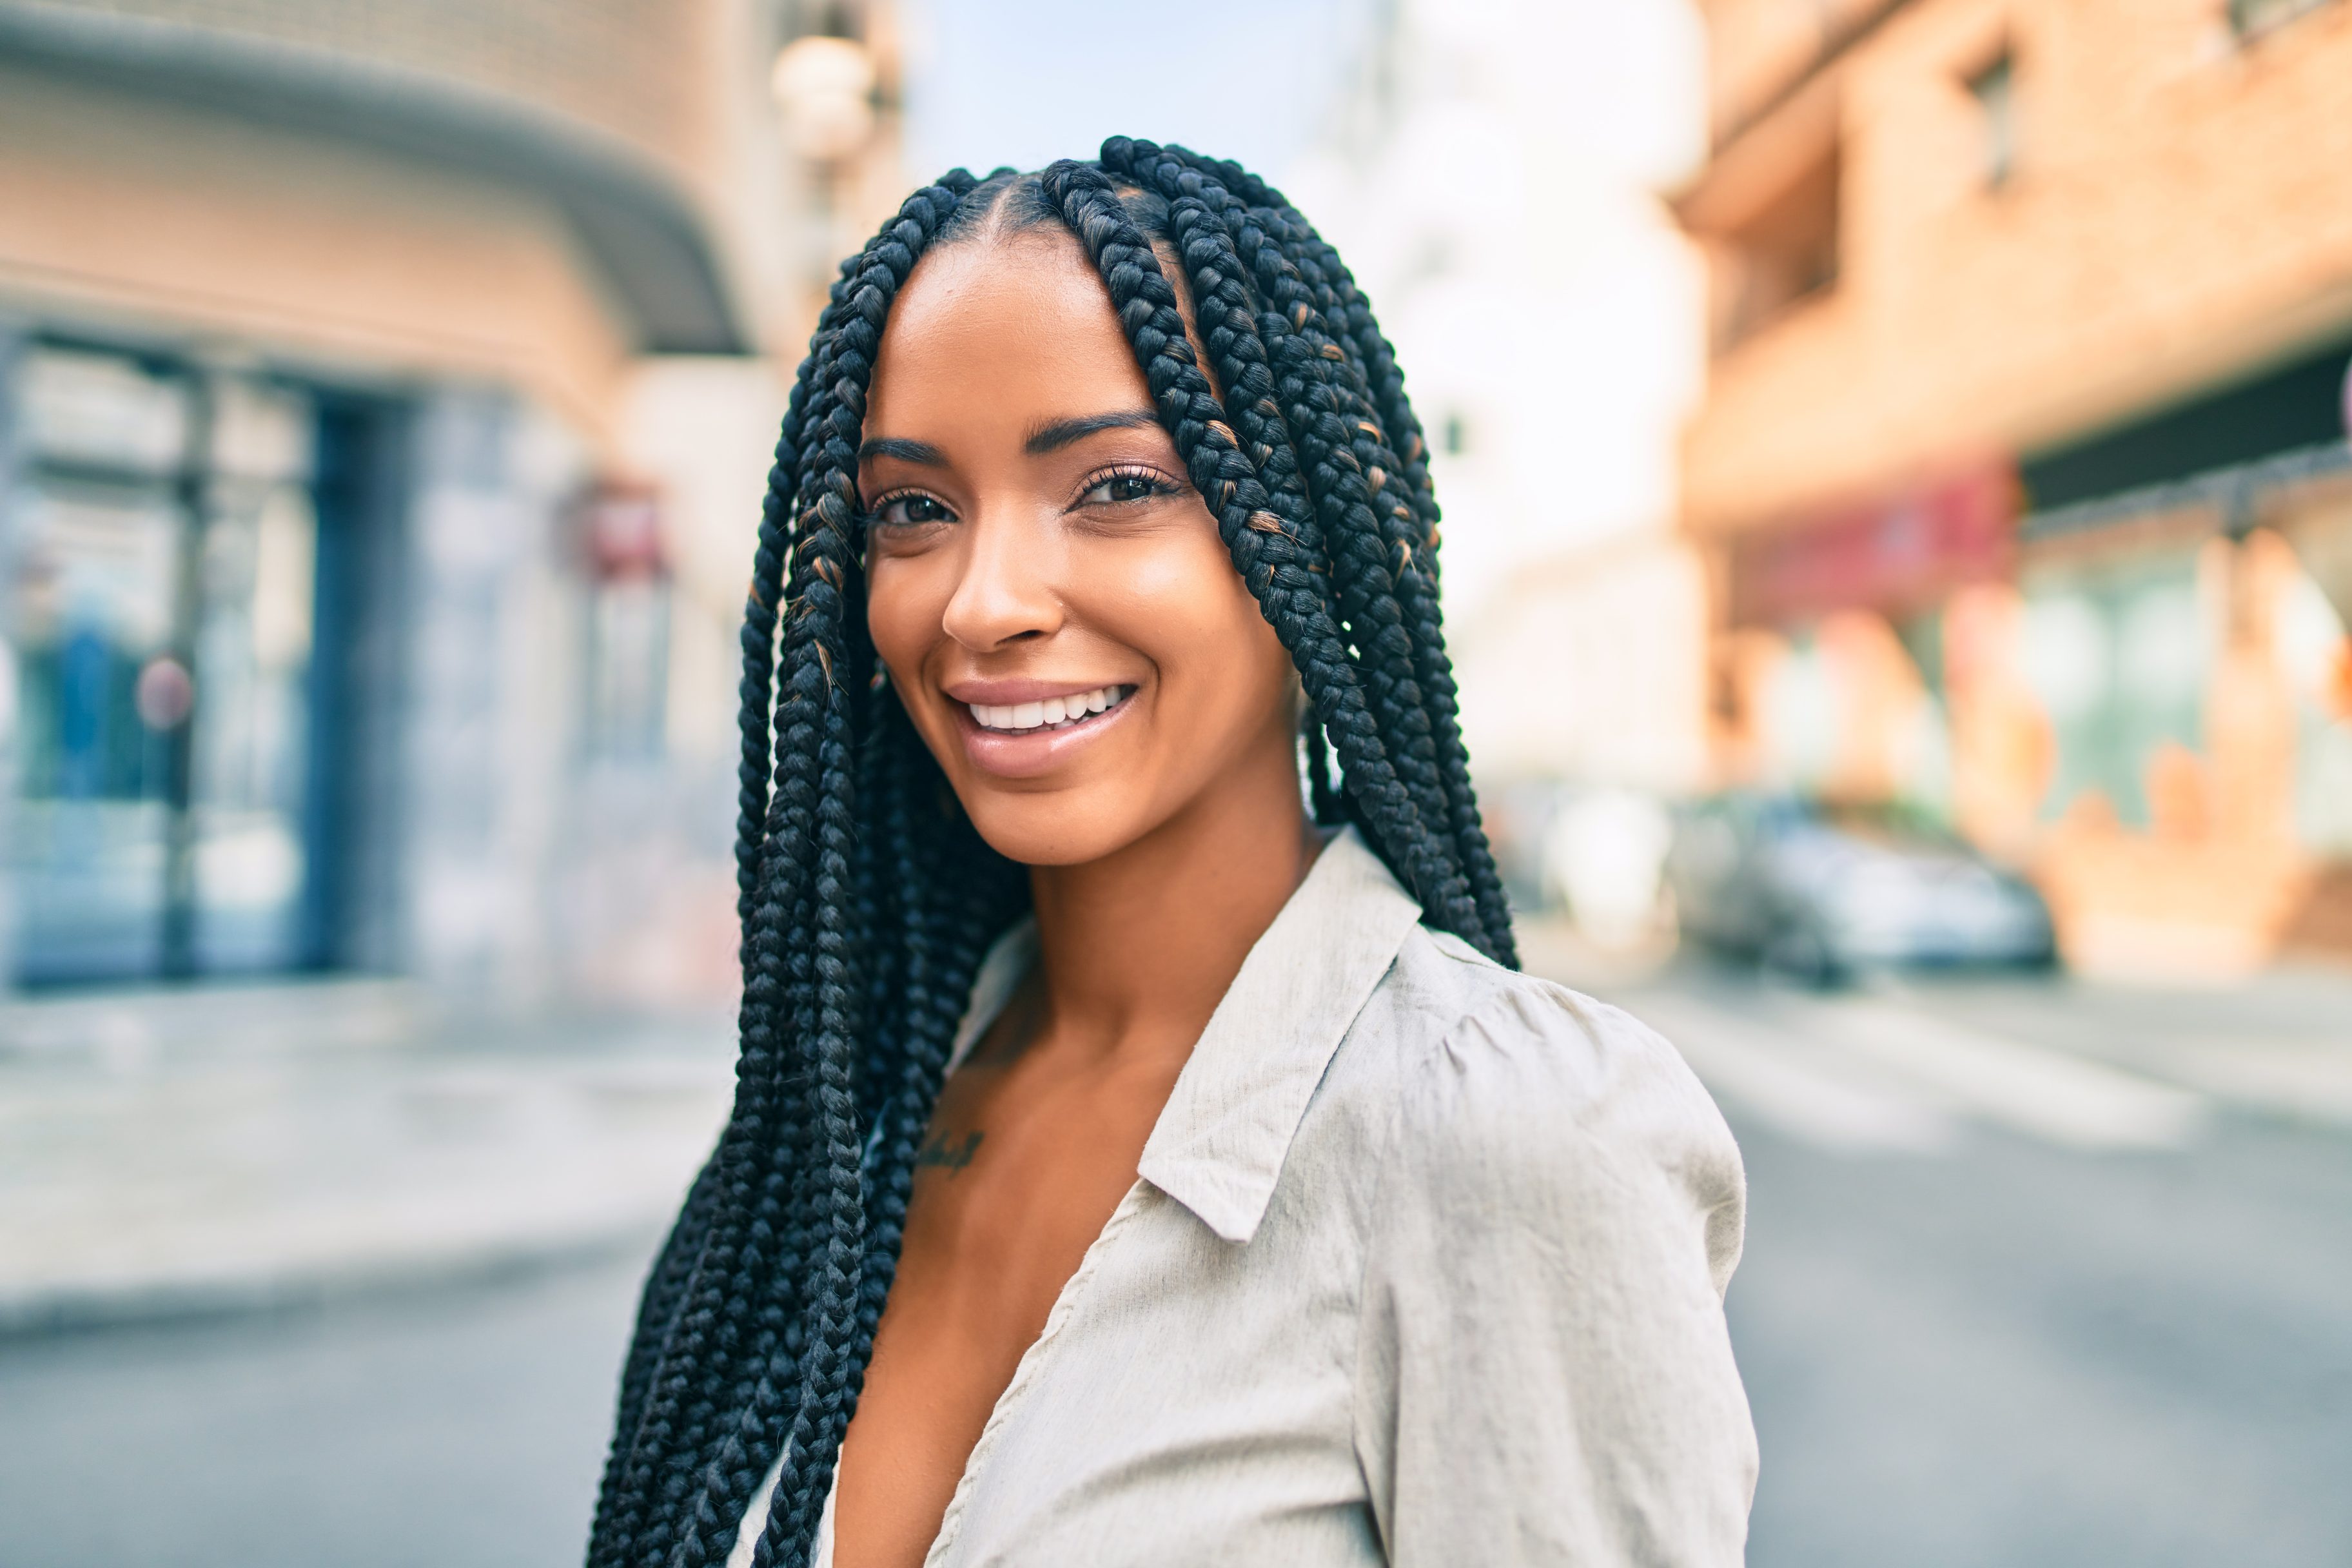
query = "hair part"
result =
(586, 141, 1514, 1568)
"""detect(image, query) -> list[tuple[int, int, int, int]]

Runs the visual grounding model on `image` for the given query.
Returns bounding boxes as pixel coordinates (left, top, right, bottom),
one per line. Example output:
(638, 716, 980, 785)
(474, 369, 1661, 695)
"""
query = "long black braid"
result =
(1098, 139, 1514, 950)
(586, 144, 1514, 1568)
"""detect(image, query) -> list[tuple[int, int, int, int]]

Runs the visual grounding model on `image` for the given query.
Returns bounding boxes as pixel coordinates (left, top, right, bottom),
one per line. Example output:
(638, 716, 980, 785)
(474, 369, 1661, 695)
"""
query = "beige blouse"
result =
(730, 827, 1756, 1566)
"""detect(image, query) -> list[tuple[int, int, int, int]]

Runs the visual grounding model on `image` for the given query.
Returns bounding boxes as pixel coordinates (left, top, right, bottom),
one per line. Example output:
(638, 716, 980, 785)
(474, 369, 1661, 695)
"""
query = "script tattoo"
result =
(916, 1128, 984, 1175)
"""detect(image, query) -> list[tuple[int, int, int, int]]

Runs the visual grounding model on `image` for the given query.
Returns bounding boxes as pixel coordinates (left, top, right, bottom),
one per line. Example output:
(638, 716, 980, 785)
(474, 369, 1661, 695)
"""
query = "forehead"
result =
(866, 233, 1153, 435)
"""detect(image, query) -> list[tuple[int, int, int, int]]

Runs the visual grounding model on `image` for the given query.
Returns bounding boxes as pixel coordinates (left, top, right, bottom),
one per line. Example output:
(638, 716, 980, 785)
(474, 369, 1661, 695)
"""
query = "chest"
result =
(893, 1040, 1180, 1365)
(832, 1035, 1194, 1565)
(919, 1179, 1382, 1566)
(779, 1169, 1384, 1568)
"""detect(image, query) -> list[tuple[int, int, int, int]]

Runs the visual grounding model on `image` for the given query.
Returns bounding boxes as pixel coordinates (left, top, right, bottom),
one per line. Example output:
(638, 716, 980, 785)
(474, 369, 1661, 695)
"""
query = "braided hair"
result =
(586, 141, 1516, 1568)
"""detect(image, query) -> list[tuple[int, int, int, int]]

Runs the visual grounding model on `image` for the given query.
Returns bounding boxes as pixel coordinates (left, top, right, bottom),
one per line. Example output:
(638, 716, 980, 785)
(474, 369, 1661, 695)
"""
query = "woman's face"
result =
(861, 231, 1300, 867)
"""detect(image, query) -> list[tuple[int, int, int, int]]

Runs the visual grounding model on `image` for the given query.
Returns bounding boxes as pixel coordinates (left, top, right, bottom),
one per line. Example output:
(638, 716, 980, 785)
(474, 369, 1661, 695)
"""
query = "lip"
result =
(944, 682, 1139, 779)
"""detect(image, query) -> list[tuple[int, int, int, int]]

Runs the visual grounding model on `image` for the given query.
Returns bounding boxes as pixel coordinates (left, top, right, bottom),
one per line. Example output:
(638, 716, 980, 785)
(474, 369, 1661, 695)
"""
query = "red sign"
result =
(582, 484, 666, 580)
(1730, 461, 2018, 627)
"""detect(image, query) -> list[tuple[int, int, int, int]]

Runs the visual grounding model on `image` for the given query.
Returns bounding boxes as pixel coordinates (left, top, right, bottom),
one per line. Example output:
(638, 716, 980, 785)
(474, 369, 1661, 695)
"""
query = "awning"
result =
(0, 3, 750, 356)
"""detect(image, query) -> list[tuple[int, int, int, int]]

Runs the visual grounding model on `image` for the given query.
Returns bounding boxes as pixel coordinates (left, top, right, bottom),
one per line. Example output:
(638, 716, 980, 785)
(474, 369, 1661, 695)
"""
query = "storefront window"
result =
(190, 382, 320, 970)
(586, 574, 671, 761)
(2022, 556, 2210, 827)
(1747, 611, 1950, 810)
(2277, 567, 2352, 853)
(1758, 630, 1839, 790)
(6, 344, 329, 982)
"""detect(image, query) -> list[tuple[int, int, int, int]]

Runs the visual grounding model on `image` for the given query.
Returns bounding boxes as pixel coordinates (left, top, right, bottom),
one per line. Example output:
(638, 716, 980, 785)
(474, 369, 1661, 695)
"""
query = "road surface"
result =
(3, 963, 2348, 1566)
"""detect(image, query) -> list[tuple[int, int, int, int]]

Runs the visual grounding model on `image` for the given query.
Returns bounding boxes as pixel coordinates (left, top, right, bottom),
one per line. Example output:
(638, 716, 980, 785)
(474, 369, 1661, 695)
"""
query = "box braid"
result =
(1096, 139, 1514, 954)
(587, 144, 1514, 1568)
(589, 236, 883, 1536)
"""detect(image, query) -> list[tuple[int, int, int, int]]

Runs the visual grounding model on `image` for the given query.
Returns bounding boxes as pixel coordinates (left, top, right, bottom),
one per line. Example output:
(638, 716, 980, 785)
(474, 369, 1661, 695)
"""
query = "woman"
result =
(587, 142, 1755, 1568)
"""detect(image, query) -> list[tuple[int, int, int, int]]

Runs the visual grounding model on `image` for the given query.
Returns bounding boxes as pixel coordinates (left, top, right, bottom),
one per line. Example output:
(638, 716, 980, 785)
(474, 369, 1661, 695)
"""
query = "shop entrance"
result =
(7, 341, 367, 984)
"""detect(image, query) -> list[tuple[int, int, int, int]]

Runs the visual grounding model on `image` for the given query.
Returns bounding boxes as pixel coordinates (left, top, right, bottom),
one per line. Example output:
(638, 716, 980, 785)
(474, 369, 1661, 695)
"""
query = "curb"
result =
(0, 1220, 669, 1340)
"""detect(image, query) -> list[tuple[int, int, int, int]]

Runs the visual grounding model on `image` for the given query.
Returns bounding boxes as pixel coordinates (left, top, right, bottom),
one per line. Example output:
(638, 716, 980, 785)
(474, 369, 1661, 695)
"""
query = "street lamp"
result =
(770, 34, 876, 163)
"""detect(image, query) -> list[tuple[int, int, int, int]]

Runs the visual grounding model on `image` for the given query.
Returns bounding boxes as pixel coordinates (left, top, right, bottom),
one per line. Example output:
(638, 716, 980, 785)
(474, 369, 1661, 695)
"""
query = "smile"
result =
(964, 685, 1134, 734)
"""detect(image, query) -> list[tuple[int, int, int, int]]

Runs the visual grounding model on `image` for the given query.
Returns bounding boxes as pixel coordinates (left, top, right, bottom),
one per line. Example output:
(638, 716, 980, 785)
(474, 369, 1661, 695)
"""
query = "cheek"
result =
(865, 555, 944, 686)
(1088, 532, 1289, 721)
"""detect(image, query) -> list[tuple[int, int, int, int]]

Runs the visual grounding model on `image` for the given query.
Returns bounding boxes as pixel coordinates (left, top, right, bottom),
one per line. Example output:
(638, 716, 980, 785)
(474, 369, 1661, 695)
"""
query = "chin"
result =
(961, 793, 1145, 869)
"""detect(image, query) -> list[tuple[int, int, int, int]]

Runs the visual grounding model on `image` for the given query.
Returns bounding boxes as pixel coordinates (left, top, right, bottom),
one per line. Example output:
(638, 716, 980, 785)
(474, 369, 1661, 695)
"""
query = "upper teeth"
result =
(967, 685, 1130, 733)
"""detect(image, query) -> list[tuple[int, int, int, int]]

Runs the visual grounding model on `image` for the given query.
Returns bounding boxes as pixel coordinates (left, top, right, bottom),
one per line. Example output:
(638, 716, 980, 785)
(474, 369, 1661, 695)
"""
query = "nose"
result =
(940, 507, 1063, 652)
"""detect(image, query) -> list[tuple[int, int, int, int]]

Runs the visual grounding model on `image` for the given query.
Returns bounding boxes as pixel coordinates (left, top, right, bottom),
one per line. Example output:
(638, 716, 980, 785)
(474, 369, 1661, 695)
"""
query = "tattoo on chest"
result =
(916, 1128, 984, 1174)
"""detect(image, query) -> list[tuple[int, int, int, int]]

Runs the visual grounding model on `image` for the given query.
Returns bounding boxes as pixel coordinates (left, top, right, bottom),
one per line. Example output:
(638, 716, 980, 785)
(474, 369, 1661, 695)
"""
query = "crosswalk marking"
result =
(1804, 998, 2208, 1151)
(2133, 1036, 2352, 1129)
(1631, 993, 1959, 1155)
(1630, 990, 2209, 1155)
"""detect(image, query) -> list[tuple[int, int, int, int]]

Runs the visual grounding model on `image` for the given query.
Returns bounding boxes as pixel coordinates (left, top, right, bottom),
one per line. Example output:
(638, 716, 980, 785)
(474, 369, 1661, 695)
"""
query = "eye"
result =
(1075, 468, 1178, 509)
(872, 492, 954, 528)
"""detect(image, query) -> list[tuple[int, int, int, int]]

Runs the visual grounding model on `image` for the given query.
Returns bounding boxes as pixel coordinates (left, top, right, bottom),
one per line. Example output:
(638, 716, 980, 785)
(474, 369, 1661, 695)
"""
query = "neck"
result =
(1026, 750, 1320, 1056)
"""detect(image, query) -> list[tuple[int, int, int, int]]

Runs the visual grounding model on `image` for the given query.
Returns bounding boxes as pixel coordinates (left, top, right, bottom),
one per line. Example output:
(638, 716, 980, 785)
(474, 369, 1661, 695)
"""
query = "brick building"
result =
(1678, 0, 2352, 972)
(0, 1, 899, 997)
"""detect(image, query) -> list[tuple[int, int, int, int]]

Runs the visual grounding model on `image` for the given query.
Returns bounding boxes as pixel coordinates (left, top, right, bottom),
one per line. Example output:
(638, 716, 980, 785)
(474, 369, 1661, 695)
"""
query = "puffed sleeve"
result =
(1353, 981, 1758, 1566)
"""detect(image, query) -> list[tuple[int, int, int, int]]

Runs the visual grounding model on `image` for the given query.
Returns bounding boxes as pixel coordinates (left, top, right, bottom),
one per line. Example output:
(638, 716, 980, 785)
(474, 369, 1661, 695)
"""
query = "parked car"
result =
(1664, 793, 2057, 983)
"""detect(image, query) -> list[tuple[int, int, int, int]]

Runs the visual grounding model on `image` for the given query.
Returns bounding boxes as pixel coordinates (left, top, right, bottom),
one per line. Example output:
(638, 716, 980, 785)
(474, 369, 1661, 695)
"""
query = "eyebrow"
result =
(857, 436, 946, 466)
(857, 410, 1164, 467)
(1023, 409, 1161, 455)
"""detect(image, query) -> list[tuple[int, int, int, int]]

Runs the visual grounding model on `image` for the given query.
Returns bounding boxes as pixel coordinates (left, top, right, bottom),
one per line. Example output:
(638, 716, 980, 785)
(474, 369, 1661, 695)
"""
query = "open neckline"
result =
(732, 1177, 1153, 1568)
(914, 1175, 1155, 1565)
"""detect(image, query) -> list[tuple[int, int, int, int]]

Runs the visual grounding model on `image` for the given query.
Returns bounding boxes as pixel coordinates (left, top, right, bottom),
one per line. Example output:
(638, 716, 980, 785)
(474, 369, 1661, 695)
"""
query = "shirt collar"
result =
(946, 828, 1424, 1245)
(1137, 826, 1424, 1244)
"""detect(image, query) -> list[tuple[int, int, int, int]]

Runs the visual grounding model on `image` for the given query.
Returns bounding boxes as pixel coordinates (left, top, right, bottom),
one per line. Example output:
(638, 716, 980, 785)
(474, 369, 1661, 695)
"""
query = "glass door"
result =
(188, 378, 321, 973)
(8, 344, 326, 983)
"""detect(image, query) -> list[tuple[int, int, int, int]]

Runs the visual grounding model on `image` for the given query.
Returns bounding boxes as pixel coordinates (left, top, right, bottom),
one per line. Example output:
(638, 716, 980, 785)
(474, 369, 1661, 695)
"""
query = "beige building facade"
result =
(1680, 0, 2352, 972)
(0, 1, 898, 997)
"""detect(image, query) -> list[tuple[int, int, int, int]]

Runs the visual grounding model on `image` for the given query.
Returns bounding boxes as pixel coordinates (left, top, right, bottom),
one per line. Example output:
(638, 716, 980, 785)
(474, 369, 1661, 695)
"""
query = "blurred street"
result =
(1612, 960, 2352, 1568)
(0, 983, 731, 1331)
(3, 0, 2349, 1564)
(3, 948, 2347, 1567)
(0, 1253, 647, 1568)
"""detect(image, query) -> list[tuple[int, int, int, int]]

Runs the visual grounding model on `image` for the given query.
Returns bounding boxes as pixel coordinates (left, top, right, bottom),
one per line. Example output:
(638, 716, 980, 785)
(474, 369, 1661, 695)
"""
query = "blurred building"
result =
(1678, 0, 2352, 973)
(1292, 0, 1715, 893)
(0, 0, 903, 1001)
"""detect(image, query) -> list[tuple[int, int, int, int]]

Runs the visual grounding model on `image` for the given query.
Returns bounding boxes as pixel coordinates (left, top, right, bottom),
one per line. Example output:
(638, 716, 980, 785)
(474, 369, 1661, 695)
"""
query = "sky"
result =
(898, 0, 1374, 186)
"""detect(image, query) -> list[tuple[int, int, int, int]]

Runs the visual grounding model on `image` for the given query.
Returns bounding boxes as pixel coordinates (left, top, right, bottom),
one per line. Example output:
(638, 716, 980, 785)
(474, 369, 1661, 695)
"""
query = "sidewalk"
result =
(0, 979, 734, 1334)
